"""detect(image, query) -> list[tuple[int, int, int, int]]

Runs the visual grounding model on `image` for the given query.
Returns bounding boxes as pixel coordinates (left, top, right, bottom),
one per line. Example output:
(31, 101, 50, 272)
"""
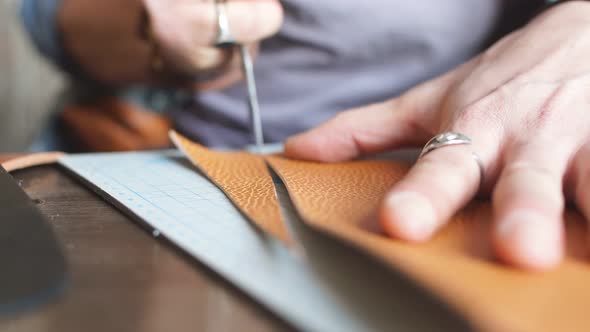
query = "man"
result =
(21, 0, 590, 270)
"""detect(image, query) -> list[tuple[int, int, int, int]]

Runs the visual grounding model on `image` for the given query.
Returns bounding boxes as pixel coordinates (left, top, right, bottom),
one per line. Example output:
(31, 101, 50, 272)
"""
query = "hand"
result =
(59, 0, 283, 86)
(285, 2, 590, 271)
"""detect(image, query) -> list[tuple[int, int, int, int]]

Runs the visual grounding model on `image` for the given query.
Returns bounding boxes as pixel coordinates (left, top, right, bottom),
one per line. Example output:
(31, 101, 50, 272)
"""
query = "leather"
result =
(173, 134, 590, 332)
(62, 98, 172, 152)
(267, 156, 590, 332)
(170, 132, 291, 243)
(1, 152, 65, 173)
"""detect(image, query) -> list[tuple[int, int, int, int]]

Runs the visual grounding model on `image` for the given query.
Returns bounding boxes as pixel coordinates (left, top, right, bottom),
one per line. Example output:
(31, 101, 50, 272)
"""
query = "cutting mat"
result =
(59, 150, 470, 332)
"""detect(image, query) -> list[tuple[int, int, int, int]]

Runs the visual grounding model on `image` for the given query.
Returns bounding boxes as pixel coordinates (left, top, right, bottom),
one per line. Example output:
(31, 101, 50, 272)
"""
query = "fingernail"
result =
(383, 191, 437, 242)
(497, 210, 563, 270)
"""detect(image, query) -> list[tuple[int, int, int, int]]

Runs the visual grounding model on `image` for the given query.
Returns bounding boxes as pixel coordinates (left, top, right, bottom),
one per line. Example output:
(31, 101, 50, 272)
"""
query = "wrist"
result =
(537, 1, 590, 21)
(522, 0, 590, 35)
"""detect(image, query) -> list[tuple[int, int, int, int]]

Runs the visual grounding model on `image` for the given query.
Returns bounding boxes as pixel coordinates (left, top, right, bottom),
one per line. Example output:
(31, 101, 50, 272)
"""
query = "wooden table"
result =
(0, 158, 292, 332)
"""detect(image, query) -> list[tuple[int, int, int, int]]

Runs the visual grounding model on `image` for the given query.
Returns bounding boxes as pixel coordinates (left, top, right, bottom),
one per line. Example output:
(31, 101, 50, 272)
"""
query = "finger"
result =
(379, 89, 504, 242)
(379, 143, 488, 243)
(285, 99, 429, 162)
(571, 143, 590, 226)
(146, 0, 284, 46)
(284, 60, 477, 162)
(192, 44, 259, 90)
(157, 47, 233, 78)
(492, 141, 571, 270)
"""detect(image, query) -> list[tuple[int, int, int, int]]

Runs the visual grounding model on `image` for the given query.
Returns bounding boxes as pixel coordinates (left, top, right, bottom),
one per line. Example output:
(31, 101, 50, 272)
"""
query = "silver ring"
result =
(419, 132, 485, 188)
(214, 0, 235, 46)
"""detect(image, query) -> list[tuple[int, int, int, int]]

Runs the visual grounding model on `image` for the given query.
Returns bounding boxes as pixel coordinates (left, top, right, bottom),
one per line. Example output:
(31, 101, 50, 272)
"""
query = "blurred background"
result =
(0, 0, 65, 152)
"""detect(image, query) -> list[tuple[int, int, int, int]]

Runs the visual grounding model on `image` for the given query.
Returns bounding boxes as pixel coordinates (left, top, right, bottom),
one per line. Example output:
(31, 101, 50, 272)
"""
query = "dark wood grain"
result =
(0, 163, 292, 332)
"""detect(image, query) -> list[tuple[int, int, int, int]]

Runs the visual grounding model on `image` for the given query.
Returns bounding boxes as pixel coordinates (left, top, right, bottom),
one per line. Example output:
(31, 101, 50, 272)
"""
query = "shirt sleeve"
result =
(20, 0, 109, 85)
(20, 0, 67, 68)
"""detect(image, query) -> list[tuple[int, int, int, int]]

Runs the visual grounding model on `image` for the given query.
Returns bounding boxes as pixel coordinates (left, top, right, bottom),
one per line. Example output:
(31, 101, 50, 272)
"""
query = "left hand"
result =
(285, 2, 590, 271)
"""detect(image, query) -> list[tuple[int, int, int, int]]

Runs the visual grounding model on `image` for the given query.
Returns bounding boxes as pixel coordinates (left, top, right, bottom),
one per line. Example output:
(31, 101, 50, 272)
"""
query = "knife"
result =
(239, 45, 265, 152)
(213, 0, 265, 151)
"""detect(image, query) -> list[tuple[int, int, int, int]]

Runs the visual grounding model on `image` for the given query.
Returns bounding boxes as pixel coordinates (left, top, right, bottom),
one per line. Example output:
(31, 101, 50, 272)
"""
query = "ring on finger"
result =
(214, 0, 236, 47)
(419, 132, 485, 189)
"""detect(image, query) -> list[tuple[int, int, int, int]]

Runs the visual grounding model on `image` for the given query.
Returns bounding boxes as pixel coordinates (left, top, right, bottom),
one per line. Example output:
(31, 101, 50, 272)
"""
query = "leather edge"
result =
(1, 152, 65, 173)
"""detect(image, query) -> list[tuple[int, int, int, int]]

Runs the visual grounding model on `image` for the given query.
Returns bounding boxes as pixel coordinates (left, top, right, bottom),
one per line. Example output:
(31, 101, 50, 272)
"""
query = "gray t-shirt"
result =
(22, 0, 501, 150)
(174, 0, 500, 148)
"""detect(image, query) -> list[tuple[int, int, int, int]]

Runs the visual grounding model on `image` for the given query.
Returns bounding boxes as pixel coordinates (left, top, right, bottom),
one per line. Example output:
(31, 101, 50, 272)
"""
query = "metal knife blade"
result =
(239, 45, 265, 151)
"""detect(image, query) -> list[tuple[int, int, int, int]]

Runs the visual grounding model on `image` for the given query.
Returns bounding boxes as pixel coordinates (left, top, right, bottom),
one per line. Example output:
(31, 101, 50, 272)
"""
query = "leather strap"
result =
(172, 132, 590, 332)
(170, 132, 291, 243)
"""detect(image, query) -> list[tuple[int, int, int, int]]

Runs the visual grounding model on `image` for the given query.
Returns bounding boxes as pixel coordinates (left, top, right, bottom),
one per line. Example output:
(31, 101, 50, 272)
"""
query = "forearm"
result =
(57, 0, 152, 84)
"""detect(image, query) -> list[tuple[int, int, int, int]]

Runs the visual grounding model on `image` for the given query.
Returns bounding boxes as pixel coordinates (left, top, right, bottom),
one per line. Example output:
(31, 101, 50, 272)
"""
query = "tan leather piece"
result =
(1, 152, 65, 172)
(170, 131, 291, 243)
(62, 98, 172, 152)
(266, 155, 590, 332)
(171, 133, 590, 332)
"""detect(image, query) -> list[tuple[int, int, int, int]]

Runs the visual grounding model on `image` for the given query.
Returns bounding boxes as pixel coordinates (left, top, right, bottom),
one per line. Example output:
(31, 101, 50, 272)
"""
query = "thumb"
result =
(284, 72, 458, 162)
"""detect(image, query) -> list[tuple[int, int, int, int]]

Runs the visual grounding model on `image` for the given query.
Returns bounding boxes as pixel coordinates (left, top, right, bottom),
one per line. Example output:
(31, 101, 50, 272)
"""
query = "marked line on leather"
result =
(173, 133, 590, 332)
(267, 166, 311, 257)
(170, 131, 291, 244)
(265, 155, 590, 332)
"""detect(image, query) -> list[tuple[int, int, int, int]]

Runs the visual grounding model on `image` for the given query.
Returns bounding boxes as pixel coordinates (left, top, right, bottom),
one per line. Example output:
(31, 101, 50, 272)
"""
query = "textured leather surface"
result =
(172, 133, 590, 332)
(266, 155, 590, 332)
(170, 132, 291, 243)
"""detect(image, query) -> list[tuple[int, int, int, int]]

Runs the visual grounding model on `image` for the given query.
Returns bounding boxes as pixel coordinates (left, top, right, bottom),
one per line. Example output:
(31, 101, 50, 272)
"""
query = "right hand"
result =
(59, 0, 283, 87)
